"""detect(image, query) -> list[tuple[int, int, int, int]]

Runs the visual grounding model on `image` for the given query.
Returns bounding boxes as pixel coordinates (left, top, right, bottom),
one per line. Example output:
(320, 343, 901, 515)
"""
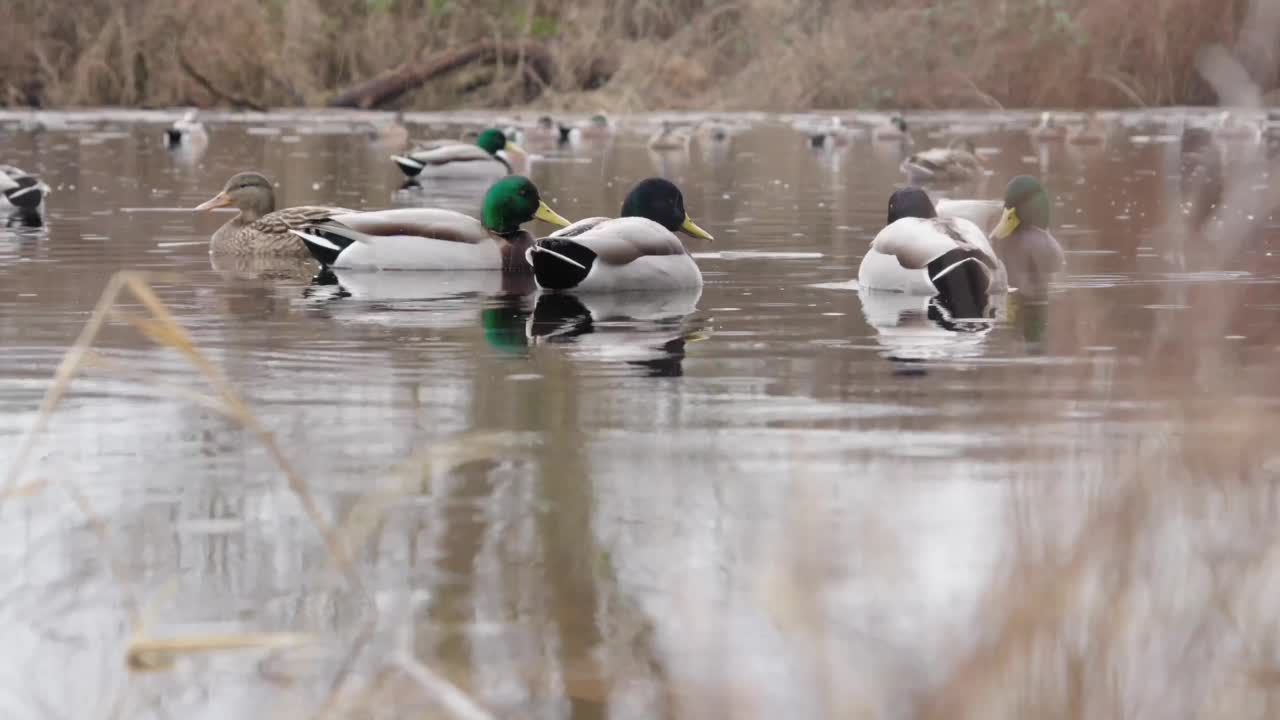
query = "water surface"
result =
(2, 109, 1279, 718)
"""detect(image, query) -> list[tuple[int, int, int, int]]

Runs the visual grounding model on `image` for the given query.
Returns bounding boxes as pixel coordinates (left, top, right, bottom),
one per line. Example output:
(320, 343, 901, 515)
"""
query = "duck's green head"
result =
(481, 175, 570, 235)
(620, 177, 714, 241)
(992, 175, 1051, 239)
(590, 114, 609, 128)
(476, 128, 525, 158)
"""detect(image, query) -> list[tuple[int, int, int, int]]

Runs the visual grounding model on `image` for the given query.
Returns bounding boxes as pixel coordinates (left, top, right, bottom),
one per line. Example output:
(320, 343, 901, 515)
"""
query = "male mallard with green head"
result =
(290, 175, 570, 271)
(391, 128, 525, 179)
(989, 176, 1064, 296)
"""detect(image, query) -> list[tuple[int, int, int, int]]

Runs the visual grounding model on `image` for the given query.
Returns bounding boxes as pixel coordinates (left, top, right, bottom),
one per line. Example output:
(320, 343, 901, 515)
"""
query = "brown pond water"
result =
(2, 110, 1280, 718)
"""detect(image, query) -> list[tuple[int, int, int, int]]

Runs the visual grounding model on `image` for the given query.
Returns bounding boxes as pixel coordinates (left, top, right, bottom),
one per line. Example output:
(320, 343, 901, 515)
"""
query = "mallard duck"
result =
(390, 128, 524, 179)
(289, 175, 570, 271)
(871, 114, 911, 142)
(1029, 111, 1068, 142)
(1066, 113, 1108, 145)
(526, 177, 713, 292)
(807, 117, 856, 149)
(647, 121, 694, 151)
(518, 115, 563, 145)
(165, 109, 208, 149)
(0, 165, 50, 217)
(195, 171, 351, 257)
(858, 187, 1007, 315)
(900, 139, 984, 183)
(697, 119, 733, 143)
(560, 113, 614, 144)
(989, 176, 1064, 297)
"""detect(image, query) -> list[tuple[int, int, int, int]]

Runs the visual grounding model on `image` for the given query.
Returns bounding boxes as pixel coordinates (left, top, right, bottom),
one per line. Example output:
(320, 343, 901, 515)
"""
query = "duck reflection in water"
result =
(859, 289, 1000, 372)
(496, 289, 706, 377)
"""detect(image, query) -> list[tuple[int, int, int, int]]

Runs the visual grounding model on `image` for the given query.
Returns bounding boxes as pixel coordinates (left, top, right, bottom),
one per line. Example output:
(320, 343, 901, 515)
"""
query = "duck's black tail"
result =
(526, 239, 596, 290)
(289, 222, 360, 267)
(390, 154, 425, 178)
(927, 248, 992, 318)
(2, 176, 48, 211)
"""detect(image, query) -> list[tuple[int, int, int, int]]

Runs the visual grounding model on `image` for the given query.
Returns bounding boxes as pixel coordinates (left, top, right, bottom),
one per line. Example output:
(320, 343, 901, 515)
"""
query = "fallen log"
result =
(328, 40, 555, 109)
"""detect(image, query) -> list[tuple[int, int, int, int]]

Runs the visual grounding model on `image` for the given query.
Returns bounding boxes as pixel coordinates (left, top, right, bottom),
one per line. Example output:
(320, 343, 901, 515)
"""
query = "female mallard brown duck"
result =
(900, 139, 984, 183)
(195, 171, 351, 258)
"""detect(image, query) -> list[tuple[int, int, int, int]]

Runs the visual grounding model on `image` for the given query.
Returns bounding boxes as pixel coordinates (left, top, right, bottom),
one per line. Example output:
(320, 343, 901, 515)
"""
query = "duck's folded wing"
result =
(328, 208, 487, 244)
(253, 206, 353, 234)
(549, 217, 611, 239)
(872, 217, 997, 270)
(409, 143, 493, 164)
(569, 217, 687, 265)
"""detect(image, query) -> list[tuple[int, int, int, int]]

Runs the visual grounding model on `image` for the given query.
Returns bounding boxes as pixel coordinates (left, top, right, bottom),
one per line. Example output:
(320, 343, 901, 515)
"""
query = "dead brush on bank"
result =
(0, 0, 1263, 110)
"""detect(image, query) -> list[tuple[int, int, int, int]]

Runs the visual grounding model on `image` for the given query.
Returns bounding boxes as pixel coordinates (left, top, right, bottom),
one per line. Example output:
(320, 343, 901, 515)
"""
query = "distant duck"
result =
(165, 109, 208, 149)
(563, 113, 615, 143)
(0, 165, 51, 221)
(807, 117, 855, 149)
(521, 115, 564, 145)
(527, 177, 713, 292)
(1029, 111, 1068, 142)
(391, 128, 525, 179)
(871, 114, 911, 142)
(647, 121, 694, 151)
(900, 139, 984, 183)
(858, 186, 1006, 315)
(195, 171, 351, 257)
(697, 119, 733, 143)
(290, 175, 570, 271)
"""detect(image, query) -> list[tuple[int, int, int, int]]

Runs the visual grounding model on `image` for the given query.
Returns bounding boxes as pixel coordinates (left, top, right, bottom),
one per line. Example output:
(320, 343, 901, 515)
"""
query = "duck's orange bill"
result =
(194, 192, 232, 211)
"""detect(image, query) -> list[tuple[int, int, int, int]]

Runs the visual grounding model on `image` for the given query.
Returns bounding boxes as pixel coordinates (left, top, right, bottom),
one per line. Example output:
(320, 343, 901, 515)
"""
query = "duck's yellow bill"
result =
(991, 207, 1019, 240)
(505, 141, 527, 156)
(535, 201, 571, 227)
(680, 216, 714, 242)
(194, 192, 232, 211)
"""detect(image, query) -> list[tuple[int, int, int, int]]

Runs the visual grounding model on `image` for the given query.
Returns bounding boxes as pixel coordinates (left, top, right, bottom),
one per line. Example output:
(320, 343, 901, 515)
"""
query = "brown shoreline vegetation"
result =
(1, 0, 1275, 111)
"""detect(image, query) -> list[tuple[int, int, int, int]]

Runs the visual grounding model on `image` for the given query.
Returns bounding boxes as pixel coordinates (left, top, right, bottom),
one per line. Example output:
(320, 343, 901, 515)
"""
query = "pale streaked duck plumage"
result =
(900, 139, 984, 183)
